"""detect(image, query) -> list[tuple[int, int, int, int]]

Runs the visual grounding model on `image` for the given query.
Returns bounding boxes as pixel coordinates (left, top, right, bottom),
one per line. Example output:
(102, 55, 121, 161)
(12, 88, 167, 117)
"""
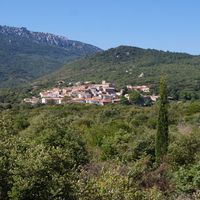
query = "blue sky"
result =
(1, 0, 200, 54)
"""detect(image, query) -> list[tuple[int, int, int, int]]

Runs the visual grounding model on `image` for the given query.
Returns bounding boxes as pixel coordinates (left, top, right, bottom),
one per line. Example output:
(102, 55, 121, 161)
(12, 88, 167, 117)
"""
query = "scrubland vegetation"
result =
(1, 100, 200, 199)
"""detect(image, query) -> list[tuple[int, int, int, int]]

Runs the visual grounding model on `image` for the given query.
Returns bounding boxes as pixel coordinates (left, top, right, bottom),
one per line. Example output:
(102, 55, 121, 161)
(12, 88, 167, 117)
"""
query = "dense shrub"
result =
(0, 101, 200, 199)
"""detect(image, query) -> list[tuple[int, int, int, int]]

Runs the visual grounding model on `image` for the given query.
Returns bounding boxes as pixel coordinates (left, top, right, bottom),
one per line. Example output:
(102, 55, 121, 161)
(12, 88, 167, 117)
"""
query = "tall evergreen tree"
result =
(155, 77, 169, 164)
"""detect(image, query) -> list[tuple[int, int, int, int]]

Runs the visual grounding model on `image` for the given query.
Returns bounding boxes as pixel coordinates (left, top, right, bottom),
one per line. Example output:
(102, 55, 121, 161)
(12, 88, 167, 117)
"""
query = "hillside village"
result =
(24, 80, 159, 106)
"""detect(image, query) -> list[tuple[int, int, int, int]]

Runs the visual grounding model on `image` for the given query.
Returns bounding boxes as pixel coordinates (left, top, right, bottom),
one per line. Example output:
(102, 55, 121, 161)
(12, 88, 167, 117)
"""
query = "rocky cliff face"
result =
(0, 25, 102, 53)
(0, 25, 102, 88)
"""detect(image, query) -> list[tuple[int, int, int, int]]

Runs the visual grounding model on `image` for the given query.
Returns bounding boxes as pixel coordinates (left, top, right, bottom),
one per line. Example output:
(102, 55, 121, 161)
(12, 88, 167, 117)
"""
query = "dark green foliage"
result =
(0, 101, 200, 199)
(175, 161, 200, 193)
(0, 26, 101, 88)
(40, 46, 200, 99)
(129, 90, 144, 105)
(0, 109, 88, 200)
(120, 95, 130, 105)
(155, 78, 169, 164)
(169, 131, 200, 166)
(186, 102, 200, 115)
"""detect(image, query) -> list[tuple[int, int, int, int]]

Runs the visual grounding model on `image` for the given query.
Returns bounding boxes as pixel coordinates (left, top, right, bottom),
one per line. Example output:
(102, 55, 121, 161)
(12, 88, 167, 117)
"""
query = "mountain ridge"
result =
(0, 25, 102, 52)
(37, 45, 200, 99)
(0, 25, 102, 88)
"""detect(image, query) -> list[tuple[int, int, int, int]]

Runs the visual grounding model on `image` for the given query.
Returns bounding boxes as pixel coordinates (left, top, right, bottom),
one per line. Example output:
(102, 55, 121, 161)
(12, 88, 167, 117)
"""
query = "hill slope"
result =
(0, 25, 102, 87)
(39, 46, 200, 99)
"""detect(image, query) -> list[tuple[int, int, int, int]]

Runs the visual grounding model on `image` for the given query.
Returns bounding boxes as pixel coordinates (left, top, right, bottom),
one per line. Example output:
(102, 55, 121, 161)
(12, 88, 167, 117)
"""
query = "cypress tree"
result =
(155, 77, 169, 164)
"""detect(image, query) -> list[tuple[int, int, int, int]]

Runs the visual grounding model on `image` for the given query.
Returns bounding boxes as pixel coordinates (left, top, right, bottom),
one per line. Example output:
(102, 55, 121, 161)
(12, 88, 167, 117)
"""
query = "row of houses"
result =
(127, 85, 150, 93)
(24, 81, 158, 106)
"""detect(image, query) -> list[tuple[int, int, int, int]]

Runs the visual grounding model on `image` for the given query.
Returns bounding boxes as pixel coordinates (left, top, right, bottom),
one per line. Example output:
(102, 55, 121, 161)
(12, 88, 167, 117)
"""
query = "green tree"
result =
(155, 77, 169, 164)
(129, 91, 143, 105)
(120, 95, 129, 105)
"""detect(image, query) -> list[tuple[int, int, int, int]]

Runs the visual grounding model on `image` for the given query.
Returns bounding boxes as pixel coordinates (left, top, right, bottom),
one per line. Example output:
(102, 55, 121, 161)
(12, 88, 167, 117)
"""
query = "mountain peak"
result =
(0, 25, 102, 52)
(0, 25, 102, 87)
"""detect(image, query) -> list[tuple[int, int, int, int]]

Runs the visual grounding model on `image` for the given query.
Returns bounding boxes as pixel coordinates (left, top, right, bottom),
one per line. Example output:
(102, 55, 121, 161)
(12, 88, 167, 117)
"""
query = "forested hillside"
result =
(1, 101, 200, 199)
(39, 46, 200, 99)
(0, 25, 102, 88)
(1, 26, 200, 200)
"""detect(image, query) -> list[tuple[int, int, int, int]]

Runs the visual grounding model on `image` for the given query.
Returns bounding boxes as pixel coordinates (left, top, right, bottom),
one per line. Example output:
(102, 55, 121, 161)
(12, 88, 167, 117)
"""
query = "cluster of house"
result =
(127, 85, 150, 93)
(24, 80, 159, 106)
